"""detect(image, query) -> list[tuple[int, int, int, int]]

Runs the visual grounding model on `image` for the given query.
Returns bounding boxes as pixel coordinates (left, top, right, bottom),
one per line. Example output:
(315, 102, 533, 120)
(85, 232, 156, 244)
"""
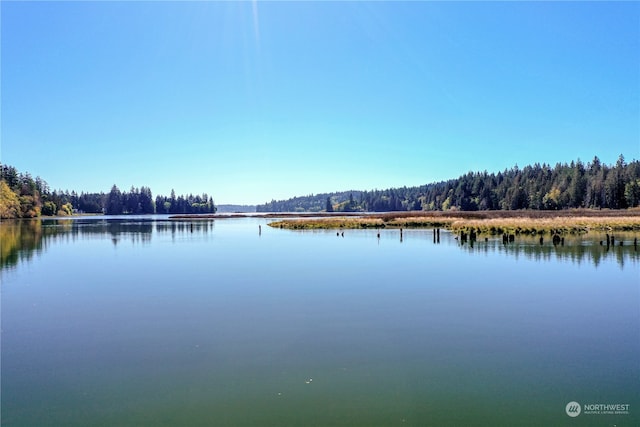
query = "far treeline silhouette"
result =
(0, 163, 216, 219)
(257, 155, 640, 213)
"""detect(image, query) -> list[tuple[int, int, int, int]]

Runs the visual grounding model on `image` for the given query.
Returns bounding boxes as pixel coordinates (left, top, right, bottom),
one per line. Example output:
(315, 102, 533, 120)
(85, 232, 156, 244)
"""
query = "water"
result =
(2, 217, 639, 426)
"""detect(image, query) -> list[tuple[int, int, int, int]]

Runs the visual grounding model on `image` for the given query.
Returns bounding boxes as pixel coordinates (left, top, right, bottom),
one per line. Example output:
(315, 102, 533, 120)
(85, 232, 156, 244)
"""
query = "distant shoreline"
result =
(168, 212, 365, 219)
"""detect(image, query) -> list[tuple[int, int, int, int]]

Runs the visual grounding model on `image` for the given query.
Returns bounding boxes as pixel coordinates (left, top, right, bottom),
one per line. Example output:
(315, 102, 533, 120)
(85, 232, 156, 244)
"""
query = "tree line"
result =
(0, 163, 216, 219)
(257, 155, 640, 212)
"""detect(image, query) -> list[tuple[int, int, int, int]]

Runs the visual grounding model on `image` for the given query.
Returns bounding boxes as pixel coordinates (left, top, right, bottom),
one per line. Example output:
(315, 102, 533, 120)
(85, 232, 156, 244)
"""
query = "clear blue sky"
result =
(2, 1, 638, 205)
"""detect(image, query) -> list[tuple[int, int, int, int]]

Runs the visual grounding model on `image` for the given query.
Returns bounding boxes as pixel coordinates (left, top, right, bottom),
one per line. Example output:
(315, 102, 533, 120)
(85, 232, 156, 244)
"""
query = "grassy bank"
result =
(267, 209, 640, 235)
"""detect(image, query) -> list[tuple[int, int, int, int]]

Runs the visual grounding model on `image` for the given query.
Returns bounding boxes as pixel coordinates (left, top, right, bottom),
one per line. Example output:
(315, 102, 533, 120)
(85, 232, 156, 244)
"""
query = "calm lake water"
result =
(2, 216, 639, 426)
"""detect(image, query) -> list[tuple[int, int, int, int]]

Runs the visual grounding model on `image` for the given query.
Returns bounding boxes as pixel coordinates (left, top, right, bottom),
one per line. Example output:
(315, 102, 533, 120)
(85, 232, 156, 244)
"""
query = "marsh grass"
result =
(268, 216, 385, 229)
(267, 209, 640, 235)
(449, 216, 640, 235)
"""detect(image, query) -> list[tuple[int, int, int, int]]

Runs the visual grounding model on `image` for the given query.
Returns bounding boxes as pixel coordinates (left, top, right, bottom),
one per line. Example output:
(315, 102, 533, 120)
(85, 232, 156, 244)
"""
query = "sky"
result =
(1, 1, 638, 205)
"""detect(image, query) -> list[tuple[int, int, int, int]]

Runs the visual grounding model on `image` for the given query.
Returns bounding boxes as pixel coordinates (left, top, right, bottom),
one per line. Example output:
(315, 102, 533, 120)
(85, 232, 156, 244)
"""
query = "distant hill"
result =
(256, 155, 640, 212)
(257, 191, 363, 213)
(216, 204, 256, 213)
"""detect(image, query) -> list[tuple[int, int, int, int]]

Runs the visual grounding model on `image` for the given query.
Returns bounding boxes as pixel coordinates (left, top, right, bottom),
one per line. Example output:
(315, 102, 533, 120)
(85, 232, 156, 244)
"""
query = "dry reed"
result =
(267, 210, 640, 234)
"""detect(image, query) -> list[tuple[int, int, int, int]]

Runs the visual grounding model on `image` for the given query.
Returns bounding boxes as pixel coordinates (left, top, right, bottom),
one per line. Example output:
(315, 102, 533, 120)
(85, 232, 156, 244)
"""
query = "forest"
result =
(0, 163, 216, 219)
(257, 155, 640, 213)
(3, 155, 639, 219)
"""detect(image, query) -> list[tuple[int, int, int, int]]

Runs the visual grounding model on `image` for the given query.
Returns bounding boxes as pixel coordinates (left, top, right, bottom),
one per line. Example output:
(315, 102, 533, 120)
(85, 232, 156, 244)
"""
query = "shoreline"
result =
(29, 209, 639, 235)
(13, 208, 639, 236)
(167, 212, 364, 219)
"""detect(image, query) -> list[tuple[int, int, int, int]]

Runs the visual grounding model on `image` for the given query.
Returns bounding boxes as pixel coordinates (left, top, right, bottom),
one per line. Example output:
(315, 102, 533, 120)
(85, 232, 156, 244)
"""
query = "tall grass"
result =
(267, 210, 640, 234)
(449, 216, 640, 235)
(268, 217, 385, 230)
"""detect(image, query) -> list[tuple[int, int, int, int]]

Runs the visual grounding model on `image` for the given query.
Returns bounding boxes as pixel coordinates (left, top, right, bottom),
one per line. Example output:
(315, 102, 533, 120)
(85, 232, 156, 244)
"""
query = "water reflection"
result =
(0, 220, 45, 270)
(455, 232, 639, 269)
(1, 219, 638, 271)
(0, 218, 215, 270)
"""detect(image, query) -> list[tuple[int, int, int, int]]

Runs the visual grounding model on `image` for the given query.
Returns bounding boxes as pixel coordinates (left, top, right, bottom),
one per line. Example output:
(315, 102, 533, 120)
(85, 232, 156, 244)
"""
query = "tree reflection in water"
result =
(1, 218, 638, 270)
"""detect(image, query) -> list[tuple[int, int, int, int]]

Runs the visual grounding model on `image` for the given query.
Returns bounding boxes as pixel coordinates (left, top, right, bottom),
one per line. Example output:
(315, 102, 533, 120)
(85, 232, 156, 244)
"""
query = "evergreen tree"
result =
(106, 185, 123, 215)
(256, 156, 640, 212)
(326, 197, 334, 212)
